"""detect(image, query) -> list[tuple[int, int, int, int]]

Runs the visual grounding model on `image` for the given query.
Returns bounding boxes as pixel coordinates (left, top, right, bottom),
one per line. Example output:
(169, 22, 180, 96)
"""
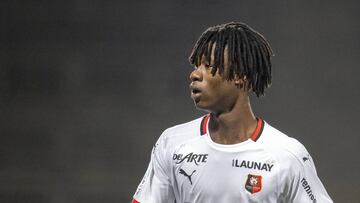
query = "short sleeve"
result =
(280, 146, 333, 203)
(132, 131, 175, 203)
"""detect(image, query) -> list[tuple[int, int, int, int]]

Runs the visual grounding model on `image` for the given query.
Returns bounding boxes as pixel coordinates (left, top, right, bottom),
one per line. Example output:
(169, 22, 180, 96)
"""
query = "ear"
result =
(234, 75, 247, 89)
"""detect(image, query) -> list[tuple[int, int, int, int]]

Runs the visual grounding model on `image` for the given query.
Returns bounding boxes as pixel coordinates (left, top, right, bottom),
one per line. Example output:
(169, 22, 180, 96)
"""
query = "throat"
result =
(208, 113, 258, 145)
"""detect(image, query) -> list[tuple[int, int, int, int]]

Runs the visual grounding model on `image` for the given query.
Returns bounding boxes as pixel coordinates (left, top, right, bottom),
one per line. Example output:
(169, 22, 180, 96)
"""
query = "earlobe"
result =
(235, 76, 247, 90)
(235, 80, 244, 89)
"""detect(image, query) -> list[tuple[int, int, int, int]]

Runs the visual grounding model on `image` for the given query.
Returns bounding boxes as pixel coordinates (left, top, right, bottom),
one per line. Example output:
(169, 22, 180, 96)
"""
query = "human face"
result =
(189, 53, 240, 113)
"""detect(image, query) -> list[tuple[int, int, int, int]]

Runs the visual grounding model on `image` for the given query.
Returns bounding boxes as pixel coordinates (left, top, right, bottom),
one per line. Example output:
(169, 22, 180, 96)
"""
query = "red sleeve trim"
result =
(132, 198, 140, 203)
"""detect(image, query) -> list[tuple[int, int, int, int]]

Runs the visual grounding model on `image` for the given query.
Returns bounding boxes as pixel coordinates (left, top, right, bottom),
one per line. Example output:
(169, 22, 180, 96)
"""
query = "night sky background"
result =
(1, 0, 359, 202)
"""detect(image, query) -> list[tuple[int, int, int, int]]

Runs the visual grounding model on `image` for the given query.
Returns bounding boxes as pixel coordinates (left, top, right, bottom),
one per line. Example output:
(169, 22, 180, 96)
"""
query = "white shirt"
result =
(132, 115, 333, 203)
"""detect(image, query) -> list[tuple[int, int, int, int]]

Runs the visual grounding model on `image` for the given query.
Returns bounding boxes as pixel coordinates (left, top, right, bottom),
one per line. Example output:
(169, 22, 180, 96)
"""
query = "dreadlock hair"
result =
(189, 22, 274, 97)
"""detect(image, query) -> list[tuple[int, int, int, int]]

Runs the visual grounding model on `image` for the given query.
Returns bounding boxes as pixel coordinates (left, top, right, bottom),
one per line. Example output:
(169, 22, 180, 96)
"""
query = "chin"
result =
(193, 101, 212, 112)
(193, 101, 205, 110)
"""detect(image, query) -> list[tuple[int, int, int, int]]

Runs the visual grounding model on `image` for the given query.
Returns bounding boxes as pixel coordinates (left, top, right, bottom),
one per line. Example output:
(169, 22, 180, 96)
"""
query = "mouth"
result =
(190, 84, 202, 95)
(190, 84, 202, 103)
(191, 88, 201, 94)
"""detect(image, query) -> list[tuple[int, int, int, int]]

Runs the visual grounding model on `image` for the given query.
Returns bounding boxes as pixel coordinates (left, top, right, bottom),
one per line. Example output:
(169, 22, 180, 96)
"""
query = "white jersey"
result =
(132, 115, 332, 203)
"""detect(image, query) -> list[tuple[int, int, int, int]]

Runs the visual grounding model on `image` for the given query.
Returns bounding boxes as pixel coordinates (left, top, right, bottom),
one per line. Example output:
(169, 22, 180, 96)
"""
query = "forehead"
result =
(199, 45, 229, 65)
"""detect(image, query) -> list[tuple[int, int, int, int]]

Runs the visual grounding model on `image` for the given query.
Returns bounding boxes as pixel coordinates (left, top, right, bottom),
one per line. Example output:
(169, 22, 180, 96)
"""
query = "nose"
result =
(189, 68, 202, 82)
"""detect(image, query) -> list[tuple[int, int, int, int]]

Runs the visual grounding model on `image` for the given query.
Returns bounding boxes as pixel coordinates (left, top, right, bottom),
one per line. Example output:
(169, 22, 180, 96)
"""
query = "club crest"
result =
(245, 174, 262, 194)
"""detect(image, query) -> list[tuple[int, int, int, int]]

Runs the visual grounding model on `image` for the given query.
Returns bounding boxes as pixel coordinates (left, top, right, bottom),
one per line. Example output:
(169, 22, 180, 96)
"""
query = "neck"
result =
(208, 96, 257, 144)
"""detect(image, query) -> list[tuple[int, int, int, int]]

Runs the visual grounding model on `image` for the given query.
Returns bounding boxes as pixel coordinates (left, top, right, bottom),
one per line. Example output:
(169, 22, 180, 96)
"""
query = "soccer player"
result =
(132, 22, 333, 203)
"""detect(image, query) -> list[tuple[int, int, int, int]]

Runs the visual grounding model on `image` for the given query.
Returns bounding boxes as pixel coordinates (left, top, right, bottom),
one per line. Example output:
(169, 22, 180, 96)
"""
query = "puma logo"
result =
(303, 154, 310, 162)
(179, 168, 196, 185)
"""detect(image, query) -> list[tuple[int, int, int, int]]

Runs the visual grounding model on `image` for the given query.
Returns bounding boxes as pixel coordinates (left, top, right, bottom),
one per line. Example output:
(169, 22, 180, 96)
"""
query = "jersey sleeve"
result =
(280, 141, 333, 203)
(132, 130, 175, 203)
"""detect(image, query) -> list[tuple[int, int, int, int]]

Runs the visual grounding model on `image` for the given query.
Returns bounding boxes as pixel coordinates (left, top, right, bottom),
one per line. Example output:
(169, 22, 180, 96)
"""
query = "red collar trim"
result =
(250, 118, 264, 142)
(200, 115, 264, 142)
(200, 114, 210, 135)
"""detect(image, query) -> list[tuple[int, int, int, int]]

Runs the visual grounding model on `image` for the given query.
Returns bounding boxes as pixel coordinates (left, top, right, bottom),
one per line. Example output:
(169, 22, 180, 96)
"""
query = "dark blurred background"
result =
(1, 0, 359, 202)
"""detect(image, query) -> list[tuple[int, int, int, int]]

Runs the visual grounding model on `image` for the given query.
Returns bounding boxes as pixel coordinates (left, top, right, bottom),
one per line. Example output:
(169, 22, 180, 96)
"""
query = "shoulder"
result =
(162, 116, 204, 137)
(152, 116, 206, 168)
(259, 121, 311, 167)
(155, 116, 205, 150)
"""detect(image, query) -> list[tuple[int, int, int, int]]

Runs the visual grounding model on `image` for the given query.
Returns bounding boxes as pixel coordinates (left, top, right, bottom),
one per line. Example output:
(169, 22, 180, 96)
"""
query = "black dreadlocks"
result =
(189, 22, 274, 97)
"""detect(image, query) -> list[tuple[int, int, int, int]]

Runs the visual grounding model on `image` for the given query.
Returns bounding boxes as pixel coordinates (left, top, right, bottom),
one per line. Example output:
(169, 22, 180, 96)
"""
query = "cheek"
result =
(207, 80, 236, 99)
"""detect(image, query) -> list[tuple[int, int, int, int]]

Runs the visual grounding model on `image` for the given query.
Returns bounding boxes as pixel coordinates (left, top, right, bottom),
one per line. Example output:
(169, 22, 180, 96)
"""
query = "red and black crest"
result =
(245, 174, 262, 194)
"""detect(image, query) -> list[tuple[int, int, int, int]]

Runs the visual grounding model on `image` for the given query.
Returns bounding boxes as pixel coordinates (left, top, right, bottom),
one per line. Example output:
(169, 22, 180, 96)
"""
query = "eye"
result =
(208, 65, 216, 72)
(204, 63, 212, 69)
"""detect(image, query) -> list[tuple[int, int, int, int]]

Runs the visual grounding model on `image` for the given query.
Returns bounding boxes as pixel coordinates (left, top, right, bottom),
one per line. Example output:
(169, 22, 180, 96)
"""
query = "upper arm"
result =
(132, 131, 175, 203)
(280, 142, 333, 203)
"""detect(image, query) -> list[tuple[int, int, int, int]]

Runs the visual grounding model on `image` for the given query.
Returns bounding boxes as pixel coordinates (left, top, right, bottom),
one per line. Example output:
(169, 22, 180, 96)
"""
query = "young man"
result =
(132, 22, 332, 203)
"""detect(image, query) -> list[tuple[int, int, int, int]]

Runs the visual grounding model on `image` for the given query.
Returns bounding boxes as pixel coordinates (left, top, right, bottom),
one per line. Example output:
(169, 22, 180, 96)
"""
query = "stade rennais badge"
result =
(245, 174, 262, 194)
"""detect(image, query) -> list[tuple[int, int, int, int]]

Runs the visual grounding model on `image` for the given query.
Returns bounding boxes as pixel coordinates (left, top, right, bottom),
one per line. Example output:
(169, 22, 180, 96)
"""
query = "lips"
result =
(190, 83, 202, 94)
(191, 88, 201, 94)
(190, 84, 202, 102)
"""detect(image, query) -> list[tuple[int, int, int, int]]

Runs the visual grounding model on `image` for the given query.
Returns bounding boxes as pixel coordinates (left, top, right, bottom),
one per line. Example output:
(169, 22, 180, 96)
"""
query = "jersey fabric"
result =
(132, 115, 332, 203)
